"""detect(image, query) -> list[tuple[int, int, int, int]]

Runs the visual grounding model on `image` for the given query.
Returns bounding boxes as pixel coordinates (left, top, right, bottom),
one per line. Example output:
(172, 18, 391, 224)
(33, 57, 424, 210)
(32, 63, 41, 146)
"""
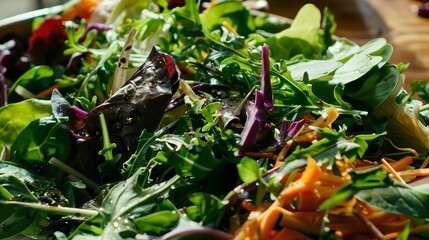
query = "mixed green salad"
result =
(2, 0, 429, 239)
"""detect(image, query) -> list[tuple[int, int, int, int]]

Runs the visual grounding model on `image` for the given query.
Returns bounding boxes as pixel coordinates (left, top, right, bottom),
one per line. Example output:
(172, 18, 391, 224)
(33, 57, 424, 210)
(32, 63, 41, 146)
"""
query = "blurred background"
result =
(0, 0, 67, 18)
(1, 0, 429, 87)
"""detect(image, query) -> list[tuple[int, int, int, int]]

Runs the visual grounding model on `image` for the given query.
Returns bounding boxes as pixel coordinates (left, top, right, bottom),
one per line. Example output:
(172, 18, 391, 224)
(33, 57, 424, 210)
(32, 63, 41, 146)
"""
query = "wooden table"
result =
(267, 0, 429, 89)
(367, 0, 429, 85)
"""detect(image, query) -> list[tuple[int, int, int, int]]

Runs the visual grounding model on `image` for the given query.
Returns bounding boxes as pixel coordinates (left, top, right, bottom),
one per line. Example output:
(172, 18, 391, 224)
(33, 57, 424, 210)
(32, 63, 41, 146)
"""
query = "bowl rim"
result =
(0, 5, 65, 28)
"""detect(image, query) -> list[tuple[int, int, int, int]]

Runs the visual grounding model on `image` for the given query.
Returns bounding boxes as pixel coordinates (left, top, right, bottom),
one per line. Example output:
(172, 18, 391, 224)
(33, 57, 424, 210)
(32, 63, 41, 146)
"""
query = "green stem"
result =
(1, 201, 98, 218)
(99, 112, 115, 161)
(49, 157, 99, 190)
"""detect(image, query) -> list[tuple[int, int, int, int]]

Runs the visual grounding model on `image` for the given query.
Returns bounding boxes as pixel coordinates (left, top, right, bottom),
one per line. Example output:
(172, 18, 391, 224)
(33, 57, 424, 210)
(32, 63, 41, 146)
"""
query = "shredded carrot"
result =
(222, 21, 240, 37)
(241, 200, 256, 212)
(300, 157, 322, 185)
(397, 168, 429, 177)
(36, 84, 63, 97)
(386, 138, 419, 158)
(390, 156, 414, 171)
(62, 0, 100, 21)
(197, 50, 208, 62)
(275, 140, 293, 166)
(383, 224, 429, 239)
(207, 0, 217, 10)
(381, 158, 406, 184)
(310, 107, 339, 129)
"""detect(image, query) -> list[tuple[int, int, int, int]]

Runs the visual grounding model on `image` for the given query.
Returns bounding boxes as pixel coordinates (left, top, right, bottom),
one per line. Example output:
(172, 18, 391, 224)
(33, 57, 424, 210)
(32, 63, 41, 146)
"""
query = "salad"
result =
(1, 0, 429, 239)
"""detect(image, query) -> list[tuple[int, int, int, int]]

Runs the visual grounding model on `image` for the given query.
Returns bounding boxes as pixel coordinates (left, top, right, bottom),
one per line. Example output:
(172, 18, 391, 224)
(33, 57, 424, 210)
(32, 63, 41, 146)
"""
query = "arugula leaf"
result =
(285, 128, 382, 168)
(69, 170, 180, 238)
(154, 131, 224, 180)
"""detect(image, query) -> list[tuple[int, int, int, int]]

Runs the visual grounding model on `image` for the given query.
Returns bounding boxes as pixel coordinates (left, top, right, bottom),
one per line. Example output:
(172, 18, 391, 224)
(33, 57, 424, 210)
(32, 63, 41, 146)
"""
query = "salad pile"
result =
(2, 0, 429, 239)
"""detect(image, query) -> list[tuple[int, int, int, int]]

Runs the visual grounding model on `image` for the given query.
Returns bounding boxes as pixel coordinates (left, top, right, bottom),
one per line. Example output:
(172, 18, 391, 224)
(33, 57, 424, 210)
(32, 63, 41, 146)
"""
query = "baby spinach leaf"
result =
(0, 175, 40, 239)
(0, 99, 51, 157)
(9, 115, 71, 180)
(345, 64, 399, 111)
(326, 38, 360, 61)
(7, 66, 57, 103)
(330, 53, 383, 84)
(287, 59, 343, 81)
(271, 3, 322, 59)
(356, 184, 429, 219)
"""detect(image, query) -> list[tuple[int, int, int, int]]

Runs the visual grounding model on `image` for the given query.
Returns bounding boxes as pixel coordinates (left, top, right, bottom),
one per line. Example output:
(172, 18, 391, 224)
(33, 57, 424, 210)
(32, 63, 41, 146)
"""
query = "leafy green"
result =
(134, 210, 179, 235)
(154, 131, 224, 180)
(0, 99, 51, 157)
(321, 167, 429, 219)
(7, 66, 58, 103)
(69, 170, 180, 238)
(237, 157, 261, 183)
(200, 1, 255, 36)
(261, 3, 322, 60)
(373, 77, 429, 153)
(285, 127, 384, 167)
(0, 161, 96, 239)
(9, 115, 71, 181)
(186, 192, 227, 226)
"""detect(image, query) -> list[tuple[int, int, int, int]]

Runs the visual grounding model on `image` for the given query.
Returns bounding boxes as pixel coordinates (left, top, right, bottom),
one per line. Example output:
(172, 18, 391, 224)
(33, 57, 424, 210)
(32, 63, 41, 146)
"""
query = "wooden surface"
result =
(267, 0, 429, 87)
(367, 0, 429, 84)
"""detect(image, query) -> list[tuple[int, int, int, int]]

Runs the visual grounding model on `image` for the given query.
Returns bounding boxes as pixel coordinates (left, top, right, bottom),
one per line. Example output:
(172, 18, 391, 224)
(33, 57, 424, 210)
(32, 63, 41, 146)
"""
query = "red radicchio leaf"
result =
(28, 17, 68, 65)
(83, 47, 179, 157)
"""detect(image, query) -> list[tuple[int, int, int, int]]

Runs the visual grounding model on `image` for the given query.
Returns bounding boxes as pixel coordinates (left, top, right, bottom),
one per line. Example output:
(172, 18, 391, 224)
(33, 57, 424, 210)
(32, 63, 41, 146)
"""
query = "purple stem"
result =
(236, 90, 267, 156)
(261, 43, 273, 111)
(287, 119, 304, 138)
(79, 23, 113, 44)
(71, 105, 88, 120)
